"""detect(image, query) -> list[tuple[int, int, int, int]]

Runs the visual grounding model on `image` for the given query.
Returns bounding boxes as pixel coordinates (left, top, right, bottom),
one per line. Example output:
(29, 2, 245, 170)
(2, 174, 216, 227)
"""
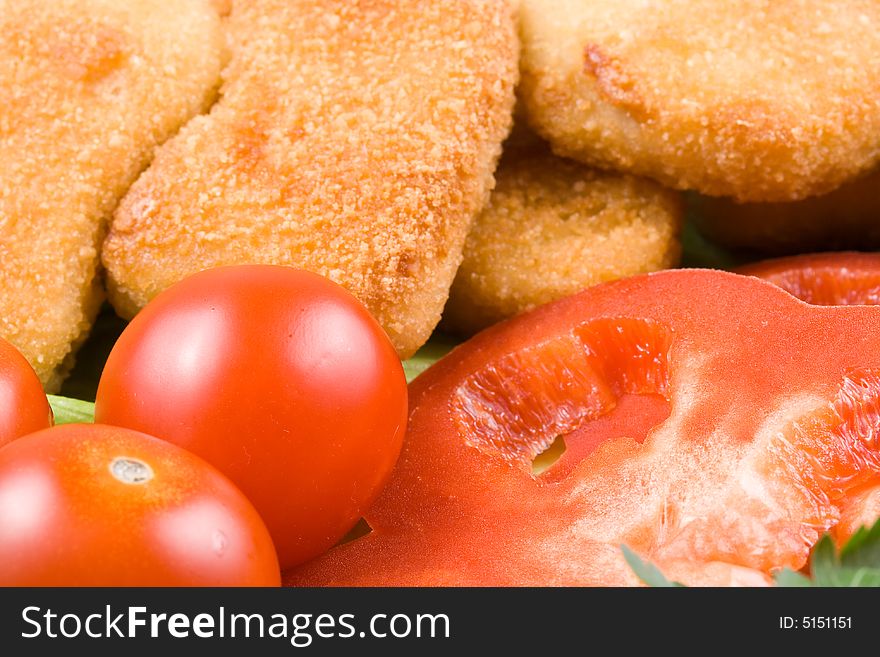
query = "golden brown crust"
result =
(0, 0, 223, 391)
(442, 131, 682, 335)
(519, 0, 880, 202)
(691, 170, 880, 255)
(103, 0, 518, 358)
(209, 0, 232, 17)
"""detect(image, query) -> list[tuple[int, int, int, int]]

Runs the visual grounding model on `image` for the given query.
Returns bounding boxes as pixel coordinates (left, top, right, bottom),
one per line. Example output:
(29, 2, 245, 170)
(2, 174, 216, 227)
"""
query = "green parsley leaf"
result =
(839, 518, 880, 569)
(772, 569, 813, 587)
(809, 534, 841, 587)
(620, 545, 684, 587)
(808, 523, 880, 587)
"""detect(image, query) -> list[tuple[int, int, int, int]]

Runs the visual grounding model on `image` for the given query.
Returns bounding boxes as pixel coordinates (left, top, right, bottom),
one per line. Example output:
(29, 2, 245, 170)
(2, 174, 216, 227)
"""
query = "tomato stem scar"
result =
(109, 457, 154, 485)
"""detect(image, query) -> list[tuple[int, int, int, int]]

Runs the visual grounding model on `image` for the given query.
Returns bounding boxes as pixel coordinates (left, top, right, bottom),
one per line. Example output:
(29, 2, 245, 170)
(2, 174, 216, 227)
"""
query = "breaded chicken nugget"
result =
(519, 0, 880, 203)
(103, 0, 518, 358)
(209, 0, 232, 16)
(443, 130, 682, 335)
(691, 171, 880, 255)
(0, 0, 223, 391)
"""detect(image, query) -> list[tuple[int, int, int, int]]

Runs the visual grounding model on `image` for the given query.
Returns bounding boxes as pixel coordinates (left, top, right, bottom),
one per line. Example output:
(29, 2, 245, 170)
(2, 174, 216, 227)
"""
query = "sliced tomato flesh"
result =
(452, 318, 671, 483)
(738, 252, 880, 305)
(284, 270, 880, 586)
(834, 482, 880, 545)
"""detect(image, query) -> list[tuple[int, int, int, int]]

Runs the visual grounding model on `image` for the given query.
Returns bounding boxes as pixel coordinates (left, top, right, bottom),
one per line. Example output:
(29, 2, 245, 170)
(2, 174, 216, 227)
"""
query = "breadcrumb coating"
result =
(209, 0, 232, 16)
(443, 129, 682, 334)
(103, 0, 518, 358)
(0, 0, 223, 391)
(519, 0, 880, 202)
(692, 170, 880, 255)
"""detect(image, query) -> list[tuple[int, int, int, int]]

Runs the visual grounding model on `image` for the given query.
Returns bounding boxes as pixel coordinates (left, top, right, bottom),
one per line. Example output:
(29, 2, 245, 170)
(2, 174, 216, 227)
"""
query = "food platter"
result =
(2, 0, 880, 592)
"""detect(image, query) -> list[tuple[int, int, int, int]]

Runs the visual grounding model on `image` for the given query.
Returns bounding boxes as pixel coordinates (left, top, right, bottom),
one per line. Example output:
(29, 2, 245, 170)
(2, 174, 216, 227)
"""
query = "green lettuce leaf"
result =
(402, 333, 457, 383)
(47, 395, 95, 425)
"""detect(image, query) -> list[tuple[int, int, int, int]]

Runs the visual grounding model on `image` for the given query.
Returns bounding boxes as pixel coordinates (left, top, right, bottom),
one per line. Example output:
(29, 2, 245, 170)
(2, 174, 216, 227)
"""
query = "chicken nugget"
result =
(103, 0, 518, 358)
(691, 171, 880, 255)
(0, 0, 223, 391)
(443, 130, 682, 335)
(519, 0, 880, 203)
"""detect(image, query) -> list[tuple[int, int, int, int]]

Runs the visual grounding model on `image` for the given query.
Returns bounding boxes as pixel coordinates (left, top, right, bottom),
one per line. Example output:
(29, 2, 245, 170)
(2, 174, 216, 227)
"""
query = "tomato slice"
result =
(738, 252, 880, 550)
(737, 252, 880, 305)
(284, 269, 880, 586)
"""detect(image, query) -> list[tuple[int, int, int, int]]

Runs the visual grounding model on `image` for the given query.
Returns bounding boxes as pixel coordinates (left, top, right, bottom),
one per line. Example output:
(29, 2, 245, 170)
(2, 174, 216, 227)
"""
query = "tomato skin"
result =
(0, 337, 52, 448)
(0, 423, 280, 586)
(737, 251, 880, 305)
(95, 266, 407, 569)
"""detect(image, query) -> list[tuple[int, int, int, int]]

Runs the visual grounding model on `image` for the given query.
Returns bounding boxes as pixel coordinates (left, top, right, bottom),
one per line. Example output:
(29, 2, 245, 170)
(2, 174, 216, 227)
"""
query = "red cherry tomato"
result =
(0, 336, 52, 448)
(0, 423, 280, 586)
(95, 266, 407, 569)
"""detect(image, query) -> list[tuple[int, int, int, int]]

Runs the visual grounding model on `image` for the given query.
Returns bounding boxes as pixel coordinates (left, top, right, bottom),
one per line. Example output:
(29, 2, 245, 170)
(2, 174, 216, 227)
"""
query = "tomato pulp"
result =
(0, 423, 280, 586)
(95, 266, 407, 569)
(284, 269, 880, 586)
(739, 251, 880, 547)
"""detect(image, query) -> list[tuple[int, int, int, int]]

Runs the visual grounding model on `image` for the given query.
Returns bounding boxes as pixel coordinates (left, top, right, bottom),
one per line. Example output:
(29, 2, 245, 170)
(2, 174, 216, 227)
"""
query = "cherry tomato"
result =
(0, 336, 52, 448)
(0, 423, 280, 586)
(95, 265, 407, 569)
